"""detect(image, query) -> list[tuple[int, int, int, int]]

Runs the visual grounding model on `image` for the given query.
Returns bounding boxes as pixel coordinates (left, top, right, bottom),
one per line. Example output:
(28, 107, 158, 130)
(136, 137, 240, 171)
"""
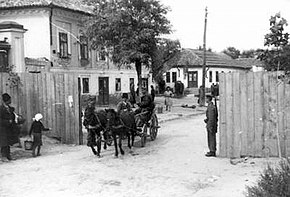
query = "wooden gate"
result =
(219, 71, 290, 158)
(0, 72, 82, 144)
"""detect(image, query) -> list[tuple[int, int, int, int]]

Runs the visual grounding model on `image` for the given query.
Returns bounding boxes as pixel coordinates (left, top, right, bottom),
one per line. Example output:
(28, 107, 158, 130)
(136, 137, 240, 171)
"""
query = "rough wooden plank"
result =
(225, 73, 234, 158)
(262, 73, 271, 158)
(267, 73, 279, 156)
(218, 72, 227, 157)
(253, 72, 264, 157)
(246, 72, 255, 156)
(64, 74, 71, 143)
(240, 72, 248, 157)
(284, 84, 290, 157)
(74, 74, 81, 145)
(277, 78, 286, 157)
(232, 72, 241, 158)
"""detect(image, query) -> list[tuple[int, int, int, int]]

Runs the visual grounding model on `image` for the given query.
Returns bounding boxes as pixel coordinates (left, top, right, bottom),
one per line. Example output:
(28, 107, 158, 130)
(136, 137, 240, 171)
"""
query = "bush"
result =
(245, 158, 290, 197)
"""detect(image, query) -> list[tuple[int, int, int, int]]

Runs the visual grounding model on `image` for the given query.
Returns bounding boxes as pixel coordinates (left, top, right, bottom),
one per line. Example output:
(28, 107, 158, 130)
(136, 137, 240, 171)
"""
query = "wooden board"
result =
(218, 72, 227, 157)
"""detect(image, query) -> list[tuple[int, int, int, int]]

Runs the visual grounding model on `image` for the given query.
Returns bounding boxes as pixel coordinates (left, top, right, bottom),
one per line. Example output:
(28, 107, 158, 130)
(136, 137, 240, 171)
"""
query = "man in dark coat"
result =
(204, 95, 218, 157)
(135, 88, 155, 125)
(0, 93, 14, 161)
(117, 93, 132, 114)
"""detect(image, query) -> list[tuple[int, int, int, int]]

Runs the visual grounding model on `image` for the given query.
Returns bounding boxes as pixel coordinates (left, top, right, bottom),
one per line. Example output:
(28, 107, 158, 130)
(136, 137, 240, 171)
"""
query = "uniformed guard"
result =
(204, 95, 218, 157)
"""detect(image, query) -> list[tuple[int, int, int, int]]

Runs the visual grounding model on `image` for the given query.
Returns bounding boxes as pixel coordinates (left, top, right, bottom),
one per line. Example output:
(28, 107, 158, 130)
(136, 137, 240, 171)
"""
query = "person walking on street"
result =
(129, 82, 136, 107)
(29, 113, 50, 157)
(150, 85, 156, 102)
(204, 95, 218, 157)
(0, 93, 15, 162)
(164, 87, 173, 111)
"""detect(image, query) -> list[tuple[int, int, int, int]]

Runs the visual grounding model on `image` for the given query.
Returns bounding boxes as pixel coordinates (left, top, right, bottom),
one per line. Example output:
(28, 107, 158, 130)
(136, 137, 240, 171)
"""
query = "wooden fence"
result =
(0, 72, 82, 144)
(219, 71, 290, 158)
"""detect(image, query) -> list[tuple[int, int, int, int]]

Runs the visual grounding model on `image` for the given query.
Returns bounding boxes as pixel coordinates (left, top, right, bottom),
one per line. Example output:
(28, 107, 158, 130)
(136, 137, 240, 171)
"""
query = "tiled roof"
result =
(236, 58, 264, 67)
(167, 48, 252, 69)
(0, 0, 93, 14)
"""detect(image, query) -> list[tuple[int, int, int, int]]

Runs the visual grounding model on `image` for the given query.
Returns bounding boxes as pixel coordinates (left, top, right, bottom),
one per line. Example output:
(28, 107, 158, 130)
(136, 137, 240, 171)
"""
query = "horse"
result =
(105, 108, 137, 157)
(83, 108, 111, 157)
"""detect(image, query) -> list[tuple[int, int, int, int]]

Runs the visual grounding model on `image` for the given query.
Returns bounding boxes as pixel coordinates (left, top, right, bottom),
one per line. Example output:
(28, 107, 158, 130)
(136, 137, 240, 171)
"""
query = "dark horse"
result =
(105, 109, 136, 157)
(83, 108, 111, 157)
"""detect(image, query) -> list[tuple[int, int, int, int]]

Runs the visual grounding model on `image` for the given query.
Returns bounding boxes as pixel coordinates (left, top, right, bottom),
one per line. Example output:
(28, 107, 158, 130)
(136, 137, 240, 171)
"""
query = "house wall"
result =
(0, 8, 51, 59)
(165, 66, 246, 89)
(0, 6, 151, 96)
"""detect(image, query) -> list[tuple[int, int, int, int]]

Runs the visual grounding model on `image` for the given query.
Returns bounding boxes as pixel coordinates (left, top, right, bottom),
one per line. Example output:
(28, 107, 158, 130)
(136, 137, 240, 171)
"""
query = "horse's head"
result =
(105, 108, 120, 128)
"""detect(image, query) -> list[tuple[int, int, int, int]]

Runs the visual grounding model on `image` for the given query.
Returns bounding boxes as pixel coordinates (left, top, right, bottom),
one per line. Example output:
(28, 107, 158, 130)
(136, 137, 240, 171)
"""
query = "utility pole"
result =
(201, 7, 208, 106)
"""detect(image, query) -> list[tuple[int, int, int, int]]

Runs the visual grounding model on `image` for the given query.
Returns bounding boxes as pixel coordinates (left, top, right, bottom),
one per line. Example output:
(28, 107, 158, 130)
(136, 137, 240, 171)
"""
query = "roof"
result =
(166, 48, 252, 70)
(0, 0, 94, 14)
(236, 58, 264, 67)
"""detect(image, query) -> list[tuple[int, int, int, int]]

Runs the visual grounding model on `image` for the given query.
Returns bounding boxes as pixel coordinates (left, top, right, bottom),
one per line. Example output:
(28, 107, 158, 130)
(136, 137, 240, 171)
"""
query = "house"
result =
(0, 0, 152, 105)
(163, 48, 252, 93)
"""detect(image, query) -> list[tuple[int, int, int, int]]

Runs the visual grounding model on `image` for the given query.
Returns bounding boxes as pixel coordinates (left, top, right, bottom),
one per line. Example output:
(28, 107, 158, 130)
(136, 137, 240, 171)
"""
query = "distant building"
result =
(163, 48, 253, 93)
(0, 0, 151, 105)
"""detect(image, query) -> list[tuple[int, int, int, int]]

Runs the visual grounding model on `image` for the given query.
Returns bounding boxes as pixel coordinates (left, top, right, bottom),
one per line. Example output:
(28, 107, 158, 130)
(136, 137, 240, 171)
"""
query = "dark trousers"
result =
(207, 129, 216, 153)
(1, 146, 11, 158)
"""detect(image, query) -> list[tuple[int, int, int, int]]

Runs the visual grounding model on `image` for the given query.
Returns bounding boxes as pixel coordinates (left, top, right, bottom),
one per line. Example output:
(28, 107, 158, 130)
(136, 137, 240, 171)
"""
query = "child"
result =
(29, 113, 50, 157)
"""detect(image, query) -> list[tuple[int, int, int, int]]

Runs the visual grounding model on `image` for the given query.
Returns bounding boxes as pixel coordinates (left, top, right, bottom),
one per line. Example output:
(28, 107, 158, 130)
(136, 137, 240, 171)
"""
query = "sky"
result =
(159, 0, 290, 52)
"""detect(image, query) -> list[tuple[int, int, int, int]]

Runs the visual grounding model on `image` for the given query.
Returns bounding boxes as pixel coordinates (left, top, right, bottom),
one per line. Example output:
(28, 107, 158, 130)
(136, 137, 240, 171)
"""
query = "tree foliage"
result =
(151, 38, 181, 82)
(85, 0, 177, 94)
(258, 13, 290, 72)
(222, 47, 240, 59)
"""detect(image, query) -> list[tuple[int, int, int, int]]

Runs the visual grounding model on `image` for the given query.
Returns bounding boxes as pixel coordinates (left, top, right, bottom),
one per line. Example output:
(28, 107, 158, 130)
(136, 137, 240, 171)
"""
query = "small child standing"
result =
(29, 113, 50, 157)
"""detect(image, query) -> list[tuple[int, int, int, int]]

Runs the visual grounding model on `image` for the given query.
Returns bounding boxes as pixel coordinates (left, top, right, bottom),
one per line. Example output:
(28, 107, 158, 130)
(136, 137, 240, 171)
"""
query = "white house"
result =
(164, 48, 252, 92)
(0, 0, 152, 105)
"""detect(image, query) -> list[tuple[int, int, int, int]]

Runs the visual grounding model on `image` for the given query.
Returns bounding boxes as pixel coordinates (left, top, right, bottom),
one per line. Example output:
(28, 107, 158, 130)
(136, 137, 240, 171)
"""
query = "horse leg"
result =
(127, 131, 131, 149)
(90, 146, 97, 155)
(96, 134, 101, 157)
(113, 133, 118, 157)
(119, 134, 124, 155)
(131, 129, 135, 147)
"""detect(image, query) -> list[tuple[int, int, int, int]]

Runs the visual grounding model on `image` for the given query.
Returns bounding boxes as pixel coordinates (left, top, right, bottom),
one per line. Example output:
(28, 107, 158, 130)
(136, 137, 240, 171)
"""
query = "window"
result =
(172, 72, 177, 83)
(209, 71, 212, 82)
(166, 72, 170, 83)
(0, 50, 8, 72)
(59, 32, 68, 58)
(82, 78, 89, 94)
(97, 47, 106, 61)
(216, 71, 219, 82)
(80, 36, 88, 60)
(115, 78, 121, 91)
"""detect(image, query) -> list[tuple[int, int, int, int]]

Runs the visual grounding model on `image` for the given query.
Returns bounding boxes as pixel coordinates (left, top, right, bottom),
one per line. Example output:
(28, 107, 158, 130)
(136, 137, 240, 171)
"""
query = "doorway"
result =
(98, 77, 109, 105)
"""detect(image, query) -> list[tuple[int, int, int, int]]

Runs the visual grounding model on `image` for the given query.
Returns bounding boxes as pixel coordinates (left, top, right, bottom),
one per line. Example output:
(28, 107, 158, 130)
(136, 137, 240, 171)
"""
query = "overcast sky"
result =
(160, 0, 290, 52)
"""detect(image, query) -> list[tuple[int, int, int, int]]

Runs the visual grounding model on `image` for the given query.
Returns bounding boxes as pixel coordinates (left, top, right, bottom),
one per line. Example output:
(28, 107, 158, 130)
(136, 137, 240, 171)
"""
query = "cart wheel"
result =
(140, 124, 147, 147)
(150, 114, 158, 140)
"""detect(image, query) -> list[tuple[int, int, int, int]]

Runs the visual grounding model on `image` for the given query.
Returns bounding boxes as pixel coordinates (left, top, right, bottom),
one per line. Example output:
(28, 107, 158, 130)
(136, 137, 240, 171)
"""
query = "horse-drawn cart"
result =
(135, 109, 159, 147)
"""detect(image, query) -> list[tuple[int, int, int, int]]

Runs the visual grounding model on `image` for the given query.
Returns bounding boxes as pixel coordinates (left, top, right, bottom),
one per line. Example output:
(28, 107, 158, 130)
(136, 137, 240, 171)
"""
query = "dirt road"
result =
(0, 115, 278, 197)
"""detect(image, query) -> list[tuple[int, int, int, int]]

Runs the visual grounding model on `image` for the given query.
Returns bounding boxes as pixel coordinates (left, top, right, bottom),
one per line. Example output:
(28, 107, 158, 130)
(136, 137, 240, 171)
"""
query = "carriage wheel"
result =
(140, 124, 147, 147)
(150, 114, 158, 141)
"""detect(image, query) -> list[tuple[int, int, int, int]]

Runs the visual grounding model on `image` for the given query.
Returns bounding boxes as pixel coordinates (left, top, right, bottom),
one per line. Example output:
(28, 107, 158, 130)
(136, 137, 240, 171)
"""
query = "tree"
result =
(258, 13, 289, 72)
(222, 47, 240, 59)
(151, 38, 181, 83)
(85, 0, 175, 97)
(240, 49, 256, 58)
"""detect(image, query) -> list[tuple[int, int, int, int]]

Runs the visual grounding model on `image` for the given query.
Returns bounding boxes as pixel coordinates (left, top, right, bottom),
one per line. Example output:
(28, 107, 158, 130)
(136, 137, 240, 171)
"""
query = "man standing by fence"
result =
(204, 95, 218, 157)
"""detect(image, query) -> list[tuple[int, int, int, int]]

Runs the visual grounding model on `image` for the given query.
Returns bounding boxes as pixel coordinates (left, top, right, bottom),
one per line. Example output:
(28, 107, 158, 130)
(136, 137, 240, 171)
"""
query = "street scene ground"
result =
(0, 95, 280, 197)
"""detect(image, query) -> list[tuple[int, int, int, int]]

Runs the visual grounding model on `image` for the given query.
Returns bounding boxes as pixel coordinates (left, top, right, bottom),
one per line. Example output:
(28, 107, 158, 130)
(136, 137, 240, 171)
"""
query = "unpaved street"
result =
(0, 115, 278, 197)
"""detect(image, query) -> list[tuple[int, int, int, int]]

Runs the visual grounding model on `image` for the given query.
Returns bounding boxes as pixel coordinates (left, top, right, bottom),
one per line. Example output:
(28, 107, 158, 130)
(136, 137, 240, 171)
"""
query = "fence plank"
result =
(262, 73, 270, 157)
(277, 79, 286, 157)
(285, 84, 290, 158)
(246, 72, 255, 156)
(219, 72, 227, 157)
(240, 72, 248, 157)
(225, 73, 234, 158)
(232, 72, 241, 158)
(253, 72, 264, 157)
